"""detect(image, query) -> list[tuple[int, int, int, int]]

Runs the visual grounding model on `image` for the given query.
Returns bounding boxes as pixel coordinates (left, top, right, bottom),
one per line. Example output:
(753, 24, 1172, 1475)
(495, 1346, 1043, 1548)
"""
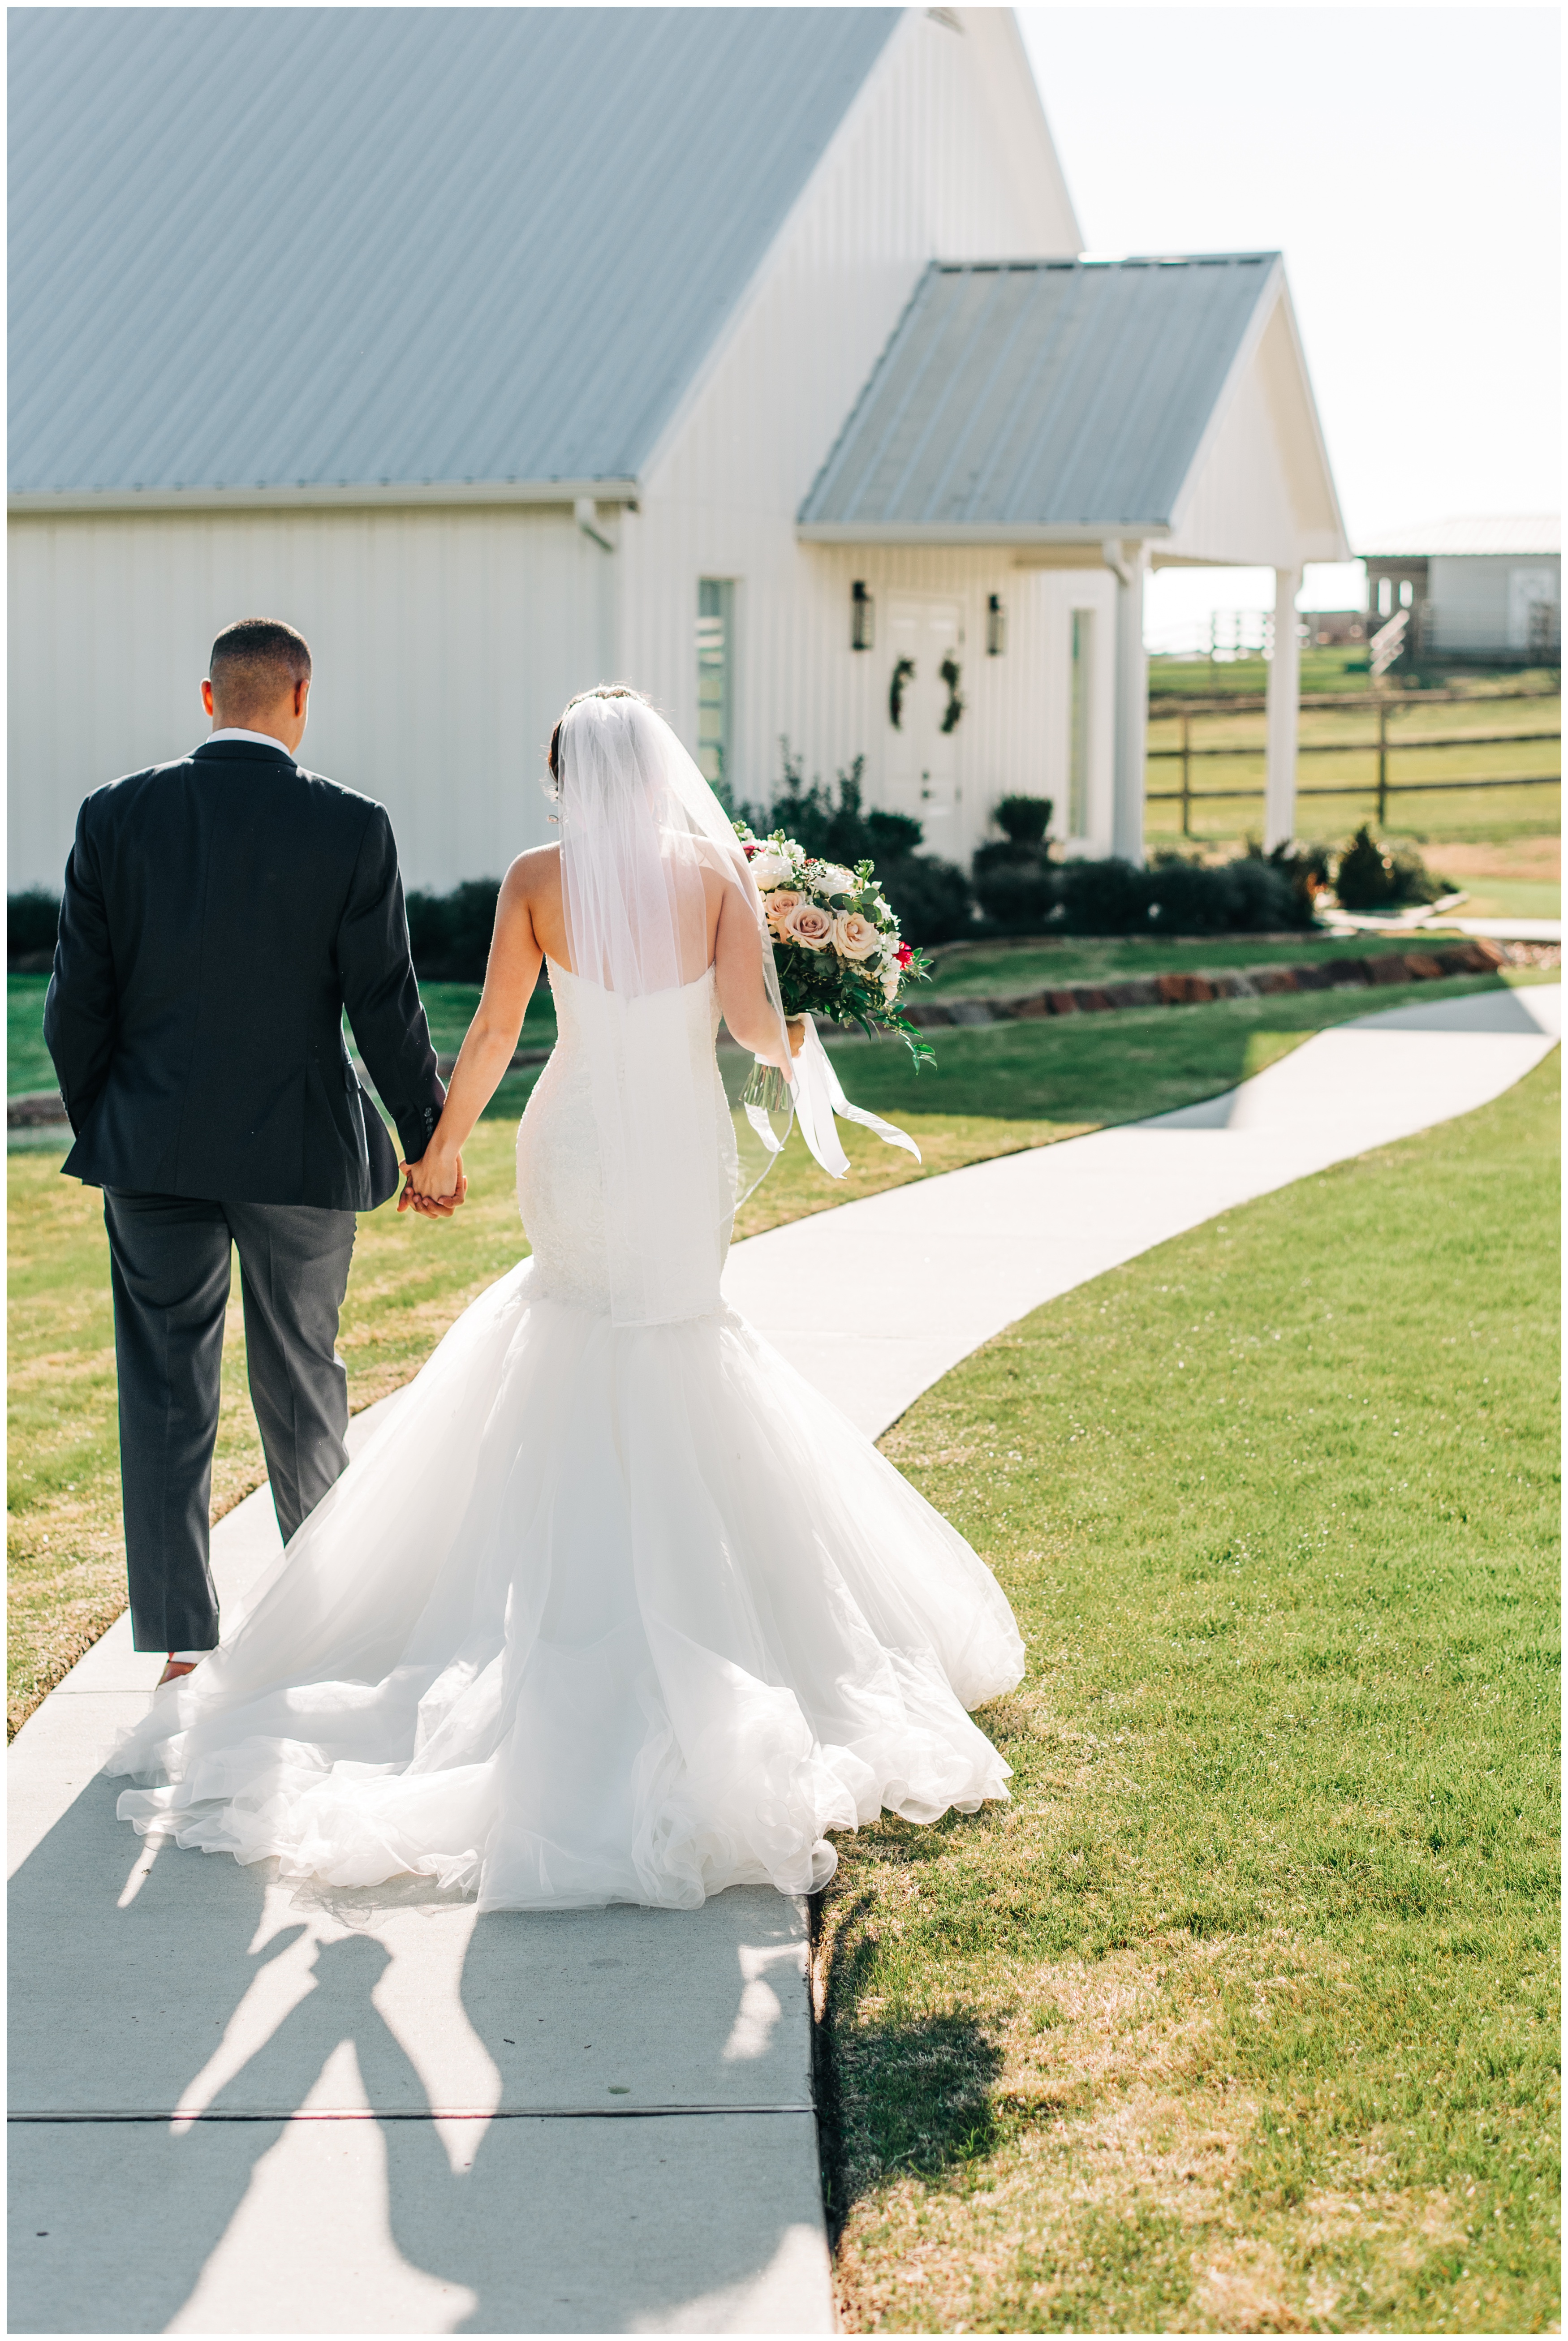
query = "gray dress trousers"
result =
(103, 1190, 358, 1652)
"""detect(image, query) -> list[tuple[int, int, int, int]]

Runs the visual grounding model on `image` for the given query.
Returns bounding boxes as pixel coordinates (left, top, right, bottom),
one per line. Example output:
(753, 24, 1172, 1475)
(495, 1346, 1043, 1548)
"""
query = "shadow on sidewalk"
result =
(10, 1772, 816, 2332)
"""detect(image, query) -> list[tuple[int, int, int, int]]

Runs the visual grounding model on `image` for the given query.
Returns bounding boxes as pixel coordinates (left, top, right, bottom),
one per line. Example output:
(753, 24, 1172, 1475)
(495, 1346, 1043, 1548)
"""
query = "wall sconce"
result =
(851, 580, 875, 651)
(986, 593, 1007, 656)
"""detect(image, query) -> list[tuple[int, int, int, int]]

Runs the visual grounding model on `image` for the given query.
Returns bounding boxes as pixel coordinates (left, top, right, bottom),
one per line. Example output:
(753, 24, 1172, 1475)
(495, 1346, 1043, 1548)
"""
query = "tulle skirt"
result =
(109, 1260, 1025, 1910)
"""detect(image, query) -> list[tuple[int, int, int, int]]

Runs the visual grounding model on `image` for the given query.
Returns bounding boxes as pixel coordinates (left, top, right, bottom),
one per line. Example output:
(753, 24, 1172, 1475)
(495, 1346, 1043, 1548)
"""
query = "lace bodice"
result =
(515, 962, 736, 1318)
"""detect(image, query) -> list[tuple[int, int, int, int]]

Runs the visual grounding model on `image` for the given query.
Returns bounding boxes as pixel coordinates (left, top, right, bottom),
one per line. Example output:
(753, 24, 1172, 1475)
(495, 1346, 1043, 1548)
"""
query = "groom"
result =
(45, 617, 458, 1686)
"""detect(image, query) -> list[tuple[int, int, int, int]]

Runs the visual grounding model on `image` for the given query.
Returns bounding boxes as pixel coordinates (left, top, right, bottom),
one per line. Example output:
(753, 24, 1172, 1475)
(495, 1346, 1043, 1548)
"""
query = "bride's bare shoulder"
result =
(501, 843, 561, 901)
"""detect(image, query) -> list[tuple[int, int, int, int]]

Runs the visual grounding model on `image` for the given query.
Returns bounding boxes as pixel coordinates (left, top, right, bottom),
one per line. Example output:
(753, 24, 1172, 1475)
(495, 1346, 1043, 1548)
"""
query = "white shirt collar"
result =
(204, 726, 295, 756)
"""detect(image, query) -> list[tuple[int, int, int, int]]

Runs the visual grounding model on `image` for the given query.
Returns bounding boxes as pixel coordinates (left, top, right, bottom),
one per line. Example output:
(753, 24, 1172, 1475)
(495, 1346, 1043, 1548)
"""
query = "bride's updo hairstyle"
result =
(546, 684, 651, 798)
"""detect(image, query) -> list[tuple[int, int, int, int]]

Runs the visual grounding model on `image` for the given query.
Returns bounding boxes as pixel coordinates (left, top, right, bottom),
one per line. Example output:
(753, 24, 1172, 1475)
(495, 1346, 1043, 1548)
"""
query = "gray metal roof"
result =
(798, 254, 1280, 537)
(1359, 516, 1560, 559)
(9, 6, 900, 497)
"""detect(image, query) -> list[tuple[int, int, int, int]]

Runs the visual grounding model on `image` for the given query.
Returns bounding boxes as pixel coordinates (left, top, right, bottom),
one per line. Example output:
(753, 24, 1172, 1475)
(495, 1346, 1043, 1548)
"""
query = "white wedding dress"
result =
(110, 701, 1025, 1912)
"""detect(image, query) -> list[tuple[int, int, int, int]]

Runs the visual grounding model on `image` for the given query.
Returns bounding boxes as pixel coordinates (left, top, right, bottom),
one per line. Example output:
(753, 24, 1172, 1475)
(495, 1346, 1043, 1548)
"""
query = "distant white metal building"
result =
(1359, 517, 1561, 666)
(9, 5, 1346, 891)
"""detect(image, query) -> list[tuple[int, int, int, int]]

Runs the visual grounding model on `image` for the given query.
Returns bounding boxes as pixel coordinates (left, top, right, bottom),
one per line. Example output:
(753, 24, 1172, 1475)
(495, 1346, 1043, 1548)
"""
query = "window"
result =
(1377, 577, 1393, 618)
(696, 580, 733, 790)
(1399, 578, 1413, 609)
(1068, 610, 1093, 836)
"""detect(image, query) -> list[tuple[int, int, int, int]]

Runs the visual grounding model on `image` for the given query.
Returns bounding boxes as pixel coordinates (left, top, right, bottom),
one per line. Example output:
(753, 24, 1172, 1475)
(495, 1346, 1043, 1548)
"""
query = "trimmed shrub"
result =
(1333, 826, 1451, 911)
(8, 889, 60, 969)
(973, 794, 1055, 933)
(992, 794, 1052, 848)
(1053, 857, 1146, 933)
(1333, 826, 1400, 910)
(1051, 851, 1308, 936)
(404, 878, 502, 982)
(743, 742, 974, 947)
(883, 850, 978, 945)
(972, 859, 1056, 932)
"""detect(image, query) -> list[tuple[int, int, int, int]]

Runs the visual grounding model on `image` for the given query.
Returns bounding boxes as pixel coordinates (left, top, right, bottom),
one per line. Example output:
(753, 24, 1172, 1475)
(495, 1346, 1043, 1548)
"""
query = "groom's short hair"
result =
(208, 617, 312, 716)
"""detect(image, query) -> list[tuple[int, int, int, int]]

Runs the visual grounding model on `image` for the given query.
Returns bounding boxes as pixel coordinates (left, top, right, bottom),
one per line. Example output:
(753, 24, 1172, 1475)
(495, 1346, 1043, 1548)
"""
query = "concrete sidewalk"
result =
(9, 981, 1558, 2333)
(728, 983, 1562, 1437)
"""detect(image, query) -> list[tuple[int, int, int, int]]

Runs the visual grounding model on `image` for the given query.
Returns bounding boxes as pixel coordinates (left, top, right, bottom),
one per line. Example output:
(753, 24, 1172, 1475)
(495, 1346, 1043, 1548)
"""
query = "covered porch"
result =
(799, 253, 1348, 858)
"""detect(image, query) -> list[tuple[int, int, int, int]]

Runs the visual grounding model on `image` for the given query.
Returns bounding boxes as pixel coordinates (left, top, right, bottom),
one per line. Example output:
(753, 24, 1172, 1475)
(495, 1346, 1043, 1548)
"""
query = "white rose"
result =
(750, 851, 794, 890)
(815, 863, 857, 896)
(833, 911, 880, 962)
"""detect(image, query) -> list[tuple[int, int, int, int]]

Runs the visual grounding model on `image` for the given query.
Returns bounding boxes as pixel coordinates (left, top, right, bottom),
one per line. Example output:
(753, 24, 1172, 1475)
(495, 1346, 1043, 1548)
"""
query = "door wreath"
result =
(889, 656, 916, 729)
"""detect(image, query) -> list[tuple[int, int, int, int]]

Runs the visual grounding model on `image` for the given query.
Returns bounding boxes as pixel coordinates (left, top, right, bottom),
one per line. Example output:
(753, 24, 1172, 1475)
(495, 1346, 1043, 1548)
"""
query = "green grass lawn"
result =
(8, 973, 55, 1095)
(5, 973, 557, 1100)
(5, 968, 1553, 1739)
(1448, 878, 1562, 922)
(821, 1048, 1560, 2335)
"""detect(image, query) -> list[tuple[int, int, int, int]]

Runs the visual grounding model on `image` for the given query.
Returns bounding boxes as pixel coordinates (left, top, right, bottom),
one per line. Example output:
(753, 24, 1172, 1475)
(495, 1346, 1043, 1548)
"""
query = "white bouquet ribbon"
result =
(746, 1016, 920, 1179)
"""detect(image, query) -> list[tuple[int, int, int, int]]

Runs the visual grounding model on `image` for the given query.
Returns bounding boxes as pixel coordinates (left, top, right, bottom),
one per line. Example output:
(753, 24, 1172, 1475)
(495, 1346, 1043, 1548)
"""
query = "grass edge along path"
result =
(5, 967, 1554, 1739)
(816, 1049, 1560, 2336)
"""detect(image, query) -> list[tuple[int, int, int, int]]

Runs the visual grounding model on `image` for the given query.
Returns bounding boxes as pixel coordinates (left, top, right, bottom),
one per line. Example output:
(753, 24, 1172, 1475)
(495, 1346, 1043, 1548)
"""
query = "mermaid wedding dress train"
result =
(110, 702, 1025, 1912)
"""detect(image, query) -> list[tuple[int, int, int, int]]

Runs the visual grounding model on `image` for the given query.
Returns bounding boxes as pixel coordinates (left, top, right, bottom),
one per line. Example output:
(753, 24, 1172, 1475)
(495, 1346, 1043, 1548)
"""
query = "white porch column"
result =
(1107, 539, 1148, 864)
(1265, 565, 1301, 848)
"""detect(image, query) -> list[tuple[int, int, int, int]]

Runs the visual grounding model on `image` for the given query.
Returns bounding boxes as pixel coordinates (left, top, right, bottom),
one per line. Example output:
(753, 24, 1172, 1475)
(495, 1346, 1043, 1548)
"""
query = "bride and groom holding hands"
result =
(46, 615, 1024, 1911)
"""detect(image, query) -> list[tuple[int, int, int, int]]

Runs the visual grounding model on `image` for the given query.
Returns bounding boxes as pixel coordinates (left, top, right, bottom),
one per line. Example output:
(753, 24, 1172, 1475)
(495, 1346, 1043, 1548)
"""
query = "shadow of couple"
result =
(9, 1770, 818, 2333)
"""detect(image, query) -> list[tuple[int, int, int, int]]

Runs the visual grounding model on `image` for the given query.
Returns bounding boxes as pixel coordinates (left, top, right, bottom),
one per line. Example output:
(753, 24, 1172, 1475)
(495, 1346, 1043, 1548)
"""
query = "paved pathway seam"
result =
(9, 981, 1558, 2333)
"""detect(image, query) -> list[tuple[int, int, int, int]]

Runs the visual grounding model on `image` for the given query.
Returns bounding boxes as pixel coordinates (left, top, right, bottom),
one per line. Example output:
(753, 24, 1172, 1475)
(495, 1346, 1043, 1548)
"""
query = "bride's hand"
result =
(399, 1144, 467, 1217)
(786, 1017, 806, 1058)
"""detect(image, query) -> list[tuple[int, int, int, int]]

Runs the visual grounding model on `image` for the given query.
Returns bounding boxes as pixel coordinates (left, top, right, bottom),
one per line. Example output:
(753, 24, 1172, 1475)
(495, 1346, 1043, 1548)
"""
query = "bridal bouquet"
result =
(734, 820, 936, 1067)
(732, 818, 934, 1168)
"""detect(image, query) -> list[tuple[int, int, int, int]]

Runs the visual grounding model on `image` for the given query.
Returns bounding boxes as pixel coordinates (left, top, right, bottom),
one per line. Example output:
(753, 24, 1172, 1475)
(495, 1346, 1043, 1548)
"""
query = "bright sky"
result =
(1016, 4, 1562, 628)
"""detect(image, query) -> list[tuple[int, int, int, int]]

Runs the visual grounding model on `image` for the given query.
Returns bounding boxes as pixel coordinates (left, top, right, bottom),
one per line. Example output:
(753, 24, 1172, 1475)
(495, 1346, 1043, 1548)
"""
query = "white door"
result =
(883, 596, 964, 852)
(1507, 567, 1560, 653)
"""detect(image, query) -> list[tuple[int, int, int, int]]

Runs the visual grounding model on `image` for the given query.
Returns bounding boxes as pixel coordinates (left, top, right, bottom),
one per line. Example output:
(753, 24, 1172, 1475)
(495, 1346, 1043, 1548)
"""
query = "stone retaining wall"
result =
(902, 939, 1508, 1029)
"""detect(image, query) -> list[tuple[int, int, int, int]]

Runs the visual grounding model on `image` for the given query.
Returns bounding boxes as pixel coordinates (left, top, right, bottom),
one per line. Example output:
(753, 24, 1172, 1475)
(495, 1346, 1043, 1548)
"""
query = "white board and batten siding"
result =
(617, 6, 1091, 866)
(1426, 555, 1562, 657)
(1158, 297, 1345, 573)
(9, 506, 613, 893)
(9, 9, 1082, 894)
(9, 7, 1345, 890)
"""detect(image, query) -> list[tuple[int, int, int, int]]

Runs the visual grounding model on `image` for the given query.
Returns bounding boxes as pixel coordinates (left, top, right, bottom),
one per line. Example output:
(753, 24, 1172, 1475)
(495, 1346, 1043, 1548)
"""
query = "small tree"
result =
(972, 794, 1055, 932)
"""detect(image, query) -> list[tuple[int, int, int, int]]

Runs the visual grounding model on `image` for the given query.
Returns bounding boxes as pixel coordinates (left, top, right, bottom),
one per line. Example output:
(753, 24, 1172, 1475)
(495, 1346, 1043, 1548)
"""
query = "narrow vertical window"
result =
(1068, 609, 1093, 836)
(696, 580, 733, 790)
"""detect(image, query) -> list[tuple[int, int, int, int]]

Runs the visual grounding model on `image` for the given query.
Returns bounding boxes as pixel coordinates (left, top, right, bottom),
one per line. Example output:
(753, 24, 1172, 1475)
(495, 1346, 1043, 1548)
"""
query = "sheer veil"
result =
(552, 689, 793, 1326)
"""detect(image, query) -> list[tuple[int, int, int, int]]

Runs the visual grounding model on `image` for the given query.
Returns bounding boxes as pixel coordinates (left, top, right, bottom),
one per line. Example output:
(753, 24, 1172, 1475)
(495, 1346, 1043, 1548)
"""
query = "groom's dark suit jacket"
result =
(44, 739, 444, 1211)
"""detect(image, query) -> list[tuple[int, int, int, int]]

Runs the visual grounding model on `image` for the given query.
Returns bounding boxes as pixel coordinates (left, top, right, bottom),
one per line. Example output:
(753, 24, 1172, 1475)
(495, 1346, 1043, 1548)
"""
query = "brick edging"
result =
(903, 938, 1510, 1028)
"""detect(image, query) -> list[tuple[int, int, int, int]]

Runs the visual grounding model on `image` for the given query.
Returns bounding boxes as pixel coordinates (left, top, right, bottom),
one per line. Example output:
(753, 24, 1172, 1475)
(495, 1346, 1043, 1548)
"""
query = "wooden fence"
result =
(1147, 687, 1561, 835)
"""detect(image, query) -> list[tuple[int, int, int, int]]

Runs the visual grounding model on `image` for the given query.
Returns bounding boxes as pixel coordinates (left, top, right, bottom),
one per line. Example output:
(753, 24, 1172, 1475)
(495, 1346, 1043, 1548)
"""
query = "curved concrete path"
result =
(9, 981, 1558, 2333)
(728, 982, 1563, 1438)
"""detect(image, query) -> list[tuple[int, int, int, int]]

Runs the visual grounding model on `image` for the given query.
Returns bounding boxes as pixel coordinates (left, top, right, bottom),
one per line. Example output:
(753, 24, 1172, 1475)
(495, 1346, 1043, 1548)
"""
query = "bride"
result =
(110, 688, 1025, 1910)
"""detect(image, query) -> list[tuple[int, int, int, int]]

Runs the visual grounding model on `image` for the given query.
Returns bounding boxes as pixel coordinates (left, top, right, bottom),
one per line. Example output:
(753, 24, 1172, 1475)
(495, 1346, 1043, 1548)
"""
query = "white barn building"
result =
(1359, 516, 1561, 666)
(9, 6, 1347, 895)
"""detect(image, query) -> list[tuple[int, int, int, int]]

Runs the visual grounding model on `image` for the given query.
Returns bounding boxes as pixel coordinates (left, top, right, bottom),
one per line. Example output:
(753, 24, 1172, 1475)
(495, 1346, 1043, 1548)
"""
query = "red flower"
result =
(896, 941, 913, 967)
(742, 840, 758, 858)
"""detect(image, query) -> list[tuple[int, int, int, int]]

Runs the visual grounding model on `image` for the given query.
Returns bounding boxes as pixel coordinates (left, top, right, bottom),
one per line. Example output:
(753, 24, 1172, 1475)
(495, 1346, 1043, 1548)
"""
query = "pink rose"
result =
(833, 911, 880, 961)
(782, 899, 835, 951)
(764, 888, 803, 932)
